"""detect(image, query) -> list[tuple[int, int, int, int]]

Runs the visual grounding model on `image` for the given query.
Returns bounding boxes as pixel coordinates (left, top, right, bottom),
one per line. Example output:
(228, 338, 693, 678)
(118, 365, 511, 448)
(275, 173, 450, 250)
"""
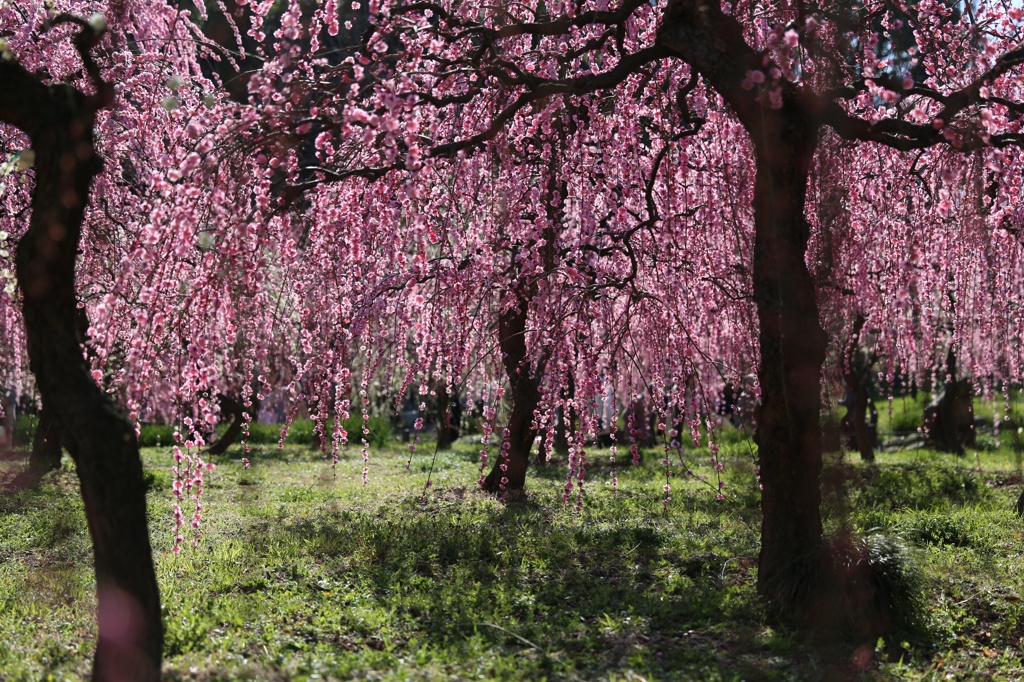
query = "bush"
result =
(135, 417, 394, 450)
(137, 423, 177, 447)
(14, 414, 38, 446)
(812, 530, 927, 640)
(340, 416, 393, 448)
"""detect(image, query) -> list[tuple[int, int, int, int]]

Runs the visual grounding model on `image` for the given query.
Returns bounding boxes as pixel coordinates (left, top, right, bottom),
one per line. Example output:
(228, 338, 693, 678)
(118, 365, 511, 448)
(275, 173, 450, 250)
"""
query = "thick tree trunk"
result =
(655, 5, 828, 612)
(750, 144, 829, 612)
(29, 406, 63, 474)
(925, 349, 974, 454)
(850, 388, 875, 463)
(483, 297, 542, 493)
(436, 402, 454, 449)
(4, 39, 163, 680)
(482, 393, 536, 492)
(435, 385, 459, 449)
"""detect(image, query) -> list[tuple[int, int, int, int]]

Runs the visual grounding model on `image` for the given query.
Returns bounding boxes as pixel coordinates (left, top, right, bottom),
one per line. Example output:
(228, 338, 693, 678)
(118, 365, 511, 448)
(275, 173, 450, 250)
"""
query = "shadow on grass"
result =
(0, 464, 90, 567)
(222, 484, 911, 680)
(238, 491, 759, 674)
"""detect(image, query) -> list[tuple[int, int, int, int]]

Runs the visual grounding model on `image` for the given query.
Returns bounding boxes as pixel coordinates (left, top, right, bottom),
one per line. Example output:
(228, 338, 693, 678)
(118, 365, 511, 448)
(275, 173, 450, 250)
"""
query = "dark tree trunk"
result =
(207, 393, 256, 456)
(553, 377, 575, 457)
(29, 406, 63, 474)
(850, 386, 876, 463)
(1, 395, 13, 452)
(749, 141, 828, 611)
(843, 315, 876, 463)
(483, 297, 542, 493)
(436, 403, 454, 449)
(483, 146, 564, 490)
(435, 385, 458, 449)
(924, 349, 974, 454)
(658, 0, 831, 618)
(2, 27, 163, 680)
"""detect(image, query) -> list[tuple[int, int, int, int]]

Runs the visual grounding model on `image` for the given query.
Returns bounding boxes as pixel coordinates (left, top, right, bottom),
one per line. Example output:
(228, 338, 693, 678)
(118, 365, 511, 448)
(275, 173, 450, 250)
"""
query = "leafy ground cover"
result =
(1, 432, 1023, 680)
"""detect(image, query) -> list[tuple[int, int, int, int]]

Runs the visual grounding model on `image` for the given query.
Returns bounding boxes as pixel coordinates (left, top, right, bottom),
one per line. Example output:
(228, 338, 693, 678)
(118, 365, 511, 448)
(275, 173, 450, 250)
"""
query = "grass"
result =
(872, 390, 1024, 440)
(132, 416, 394, 448)
(0, 432, 1023, 680)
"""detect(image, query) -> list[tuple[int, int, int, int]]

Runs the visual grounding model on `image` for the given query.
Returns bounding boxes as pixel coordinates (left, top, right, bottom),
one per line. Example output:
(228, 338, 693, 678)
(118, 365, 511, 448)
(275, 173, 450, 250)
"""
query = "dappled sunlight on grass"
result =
(0, 437, 1022, 679)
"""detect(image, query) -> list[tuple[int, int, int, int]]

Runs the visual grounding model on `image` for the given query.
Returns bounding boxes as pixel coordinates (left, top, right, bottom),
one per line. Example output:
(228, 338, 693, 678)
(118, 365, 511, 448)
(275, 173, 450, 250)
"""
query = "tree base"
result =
(761, 529, 926, 641)
(481, 452, 528, 495)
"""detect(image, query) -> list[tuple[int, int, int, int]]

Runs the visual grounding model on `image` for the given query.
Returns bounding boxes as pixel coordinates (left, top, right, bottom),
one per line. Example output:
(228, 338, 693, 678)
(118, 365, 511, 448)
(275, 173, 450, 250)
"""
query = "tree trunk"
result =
(29, 406, 63, 474)
(483, 297, 542, 493)
(843, 315, 875, 463)
(435, 384, 459, 449)
(750, 143, 829, 613)
(3, 40, 163, 680)
(483, 145, 563, 489)
(655, 3, 828, 612)
(436, 403, 454, 449)
(1, 394, 14, 452)
(925, 349, 973, 454)
(553, 377, 575, 457)
(851, 387, 875, 463)
(207, 393, 255, 456)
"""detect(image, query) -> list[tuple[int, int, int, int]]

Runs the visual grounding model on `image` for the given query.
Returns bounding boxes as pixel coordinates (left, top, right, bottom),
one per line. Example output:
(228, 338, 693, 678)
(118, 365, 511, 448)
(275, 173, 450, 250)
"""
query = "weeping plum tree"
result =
(7, 5, 1024, 668)
(221, 4, 742, 501)
(233, 0, 1024, 619)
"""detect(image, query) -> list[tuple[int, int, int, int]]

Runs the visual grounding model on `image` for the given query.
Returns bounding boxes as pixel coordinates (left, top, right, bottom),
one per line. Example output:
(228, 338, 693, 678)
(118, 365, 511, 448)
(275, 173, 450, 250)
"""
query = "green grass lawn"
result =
(1, 433, 1023, 680)
(871, 390, 1024, 440)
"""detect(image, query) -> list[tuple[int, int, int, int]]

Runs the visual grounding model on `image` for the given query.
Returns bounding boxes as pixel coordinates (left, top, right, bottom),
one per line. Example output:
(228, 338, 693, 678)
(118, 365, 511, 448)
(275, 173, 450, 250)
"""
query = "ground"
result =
(1, 422, 1023, 680)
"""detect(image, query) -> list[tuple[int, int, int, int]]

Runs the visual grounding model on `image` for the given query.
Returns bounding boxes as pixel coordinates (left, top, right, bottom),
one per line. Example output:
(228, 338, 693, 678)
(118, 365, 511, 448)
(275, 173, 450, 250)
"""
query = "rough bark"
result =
(29, 406, 63, 474)
(483, 296, 543, 493)
(749, 141, 828, 611)
(1, 23, 163, 680)
(659, 0, 828, 616)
